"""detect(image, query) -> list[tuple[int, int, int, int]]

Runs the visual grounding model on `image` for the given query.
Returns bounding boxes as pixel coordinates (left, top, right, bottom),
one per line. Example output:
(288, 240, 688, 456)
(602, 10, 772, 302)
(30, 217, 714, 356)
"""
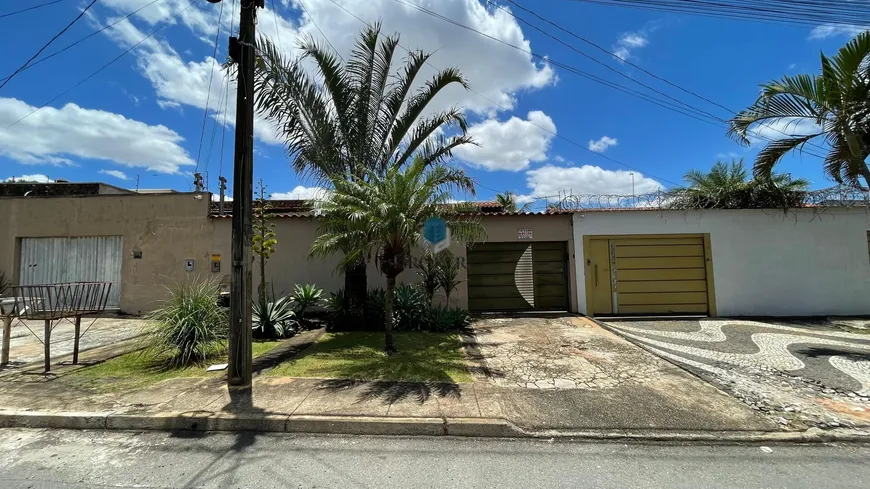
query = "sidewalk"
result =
(1, 319, 869, 442)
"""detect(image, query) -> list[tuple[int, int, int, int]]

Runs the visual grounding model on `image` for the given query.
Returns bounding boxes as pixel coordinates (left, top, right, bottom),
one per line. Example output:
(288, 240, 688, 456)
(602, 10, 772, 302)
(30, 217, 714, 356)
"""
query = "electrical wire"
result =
(388, 0, 829, 160)
(565, 0, 870, 28)
(499, 0, 832, 155)
(0, 0, 165, 83)
(5, 0, 200, 129)
(298, 0, 343, 60)
(323, 0, 683, 187)
(0, 0, 73, 20)
(195, 0, 226, 174)
(0, 0, 99, 89)
(268, 0, 282, 48)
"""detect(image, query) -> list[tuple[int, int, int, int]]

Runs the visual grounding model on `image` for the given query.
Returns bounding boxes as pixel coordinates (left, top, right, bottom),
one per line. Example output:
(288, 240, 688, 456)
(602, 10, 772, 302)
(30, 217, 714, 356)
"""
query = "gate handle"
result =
(594, 264, 599, 286)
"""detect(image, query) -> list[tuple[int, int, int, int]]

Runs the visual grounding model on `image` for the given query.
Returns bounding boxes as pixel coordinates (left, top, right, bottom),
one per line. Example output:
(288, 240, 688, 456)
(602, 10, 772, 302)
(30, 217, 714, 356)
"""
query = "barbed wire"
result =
(550, 185, 870, 212)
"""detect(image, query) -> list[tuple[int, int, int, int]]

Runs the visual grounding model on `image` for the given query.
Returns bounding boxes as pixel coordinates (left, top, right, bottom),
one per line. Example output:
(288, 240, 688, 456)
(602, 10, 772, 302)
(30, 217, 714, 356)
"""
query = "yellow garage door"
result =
(614, 237, 709, 314)
(586, 235, 712, 316)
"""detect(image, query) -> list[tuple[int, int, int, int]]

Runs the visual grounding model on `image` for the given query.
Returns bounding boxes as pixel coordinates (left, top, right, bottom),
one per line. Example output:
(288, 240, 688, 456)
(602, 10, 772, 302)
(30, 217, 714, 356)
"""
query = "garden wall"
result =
(573, 207, 870, 317)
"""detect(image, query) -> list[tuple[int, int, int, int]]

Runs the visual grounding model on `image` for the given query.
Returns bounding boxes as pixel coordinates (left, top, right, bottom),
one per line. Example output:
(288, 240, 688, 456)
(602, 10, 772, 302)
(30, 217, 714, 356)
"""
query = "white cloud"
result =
(809, 23, 866, 40)
(747, 118, 821, 146)
(588, 135, 618, 153)
(521, 164, 664, 199)
(453, 110, 556, 171)
(271, 185, 330, 200)
(553, 155, 566, 163)
(613, 31, 649, 61)
(716, 151, 742, 160)
(0, 98, 194, 173)
(99, 169, 130, 180)
(97, 0, 555, 122)
(4, 174, 53, 183)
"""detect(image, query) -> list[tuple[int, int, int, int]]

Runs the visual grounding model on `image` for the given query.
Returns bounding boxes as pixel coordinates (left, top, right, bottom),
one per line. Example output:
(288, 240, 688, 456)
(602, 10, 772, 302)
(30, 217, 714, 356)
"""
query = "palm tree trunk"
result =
(861, 167, 870, 192)
(343, 258, 367, 330)
(384, 274, 397, 355)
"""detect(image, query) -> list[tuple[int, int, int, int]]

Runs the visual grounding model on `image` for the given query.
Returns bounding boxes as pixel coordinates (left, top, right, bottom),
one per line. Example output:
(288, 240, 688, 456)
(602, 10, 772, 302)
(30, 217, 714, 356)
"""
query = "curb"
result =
(1, 410, 869, 443)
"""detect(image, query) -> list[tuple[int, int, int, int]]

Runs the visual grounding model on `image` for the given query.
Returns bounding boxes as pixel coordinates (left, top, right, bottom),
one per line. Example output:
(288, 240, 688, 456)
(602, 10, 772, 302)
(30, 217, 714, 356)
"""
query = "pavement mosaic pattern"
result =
(604, 319, 870, 429)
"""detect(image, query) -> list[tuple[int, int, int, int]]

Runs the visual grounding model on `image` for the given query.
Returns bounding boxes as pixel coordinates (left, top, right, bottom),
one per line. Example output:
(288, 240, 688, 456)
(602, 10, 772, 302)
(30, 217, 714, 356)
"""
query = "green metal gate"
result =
(466, 242, 568, 312)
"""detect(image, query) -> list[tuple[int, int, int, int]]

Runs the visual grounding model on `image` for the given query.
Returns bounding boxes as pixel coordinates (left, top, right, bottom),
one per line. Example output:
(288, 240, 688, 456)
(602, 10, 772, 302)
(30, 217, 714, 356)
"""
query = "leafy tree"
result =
(670, 159, 810, 209)
(728, 31, 870, 188)
(495, 192, 532, 212)
(253, 24, 474, 326)
(252, 179, 277, 303)
(310, 156, 484, 353)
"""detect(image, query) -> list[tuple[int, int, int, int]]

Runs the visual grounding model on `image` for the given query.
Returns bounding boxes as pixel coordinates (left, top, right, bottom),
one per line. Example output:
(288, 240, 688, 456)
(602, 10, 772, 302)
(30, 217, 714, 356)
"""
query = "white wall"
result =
(573, 208, 870, 317)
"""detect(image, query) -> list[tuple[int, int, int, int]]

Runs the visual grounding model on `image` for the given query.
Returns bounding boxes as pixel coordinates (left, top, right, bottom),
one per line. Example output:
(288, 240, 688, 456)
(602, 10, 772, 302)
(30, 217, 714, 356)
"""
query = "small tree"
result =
(437, 251, 463, 305)
(416, 252, 440, 303)
(252, 179, 277, 304)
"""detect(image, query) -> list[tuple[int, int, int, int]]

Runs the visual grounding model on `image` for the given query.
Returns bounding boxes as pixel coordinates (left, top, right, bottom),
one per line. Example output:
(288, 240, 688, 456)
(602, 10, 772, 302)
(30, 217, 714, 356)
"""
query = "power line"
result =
(298, 0, 343, 60)
(0, 0, 73, 20)
(388, 0, 829, 159)
(195, 0, 226, 174)
(0, 0, 99, 89)
(6, 0, 199, 129)
(0, 0, 165, 83)
(321, 0, 683, 187)
(268, 0, 283, 48)
(565, 0, 870, 28)
(503, 0, 831, 154)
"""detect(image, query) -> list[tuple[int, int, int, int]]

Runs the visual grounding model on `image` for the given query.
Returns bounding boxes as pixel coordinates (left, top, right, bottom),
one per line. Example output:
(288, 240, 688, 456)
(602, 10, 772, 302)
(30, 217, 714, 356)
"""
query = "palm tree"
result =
(310, 156, 484, 353)
(253, 24, 475, 324)
(672, 159, 809, 209)
(728, 31, 870, 188)
(494, 192, 532, 212)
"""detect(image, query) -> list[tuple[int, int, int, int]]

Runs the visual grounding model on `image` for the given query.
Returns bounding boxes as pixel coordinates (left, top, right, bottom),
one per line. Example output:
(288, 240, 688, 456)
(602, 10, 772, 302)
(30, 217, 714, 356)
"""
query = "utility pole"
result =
(226, 0, 261, 388)
(218, 176, 227, 216)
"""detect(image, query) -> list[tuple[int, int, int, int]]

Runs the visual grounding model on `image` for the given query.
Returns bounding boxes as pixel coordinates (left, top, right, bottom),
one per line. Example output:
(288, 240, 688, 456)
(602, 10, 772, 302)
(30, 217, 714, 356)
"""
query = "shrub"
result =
(252, 296, 297, 339)
(426, 306, 470, 332)
(437, 251, 462, 304)
(364, 287, 387, 330)
(393, 284, 428, 331)
(416, 253, 439, 302)
(146, 277, 228, 366)
(325, 289, 347, 331)
(291, 283, 324, 327)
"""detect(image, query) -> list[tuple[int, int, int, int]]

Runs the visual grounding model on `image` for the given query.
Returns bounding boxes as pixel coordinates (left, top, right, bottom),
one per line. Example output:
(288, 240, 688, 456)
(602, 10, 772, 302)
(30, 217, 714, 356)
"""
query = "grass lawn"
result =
(70, 340, 282, 392)
(267, 332, 472, 383)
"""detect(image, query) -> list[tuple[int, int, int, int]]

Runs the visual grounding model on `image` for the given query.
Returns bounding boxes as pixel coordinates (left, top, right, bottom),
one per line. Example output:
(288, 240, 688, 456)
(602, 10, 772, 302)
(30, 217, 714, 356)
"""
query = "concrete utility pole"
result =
(208, 0, 262, 387)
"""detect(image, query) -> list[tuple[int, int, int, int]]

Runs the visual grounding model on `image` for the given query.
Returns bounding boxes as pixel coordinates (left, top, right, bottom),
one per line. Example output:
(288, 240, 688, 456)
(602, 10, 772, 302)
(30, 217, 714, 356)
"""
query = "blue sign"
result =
(423, 217, 450, 252)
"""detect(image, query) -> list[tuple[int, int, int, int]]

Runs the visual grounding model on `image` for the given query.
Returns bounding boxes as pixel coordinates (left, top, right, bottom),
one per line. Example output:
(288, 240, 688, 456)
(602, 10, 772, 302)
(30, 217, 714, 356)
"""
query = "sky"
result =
(0, 0, 862, 210)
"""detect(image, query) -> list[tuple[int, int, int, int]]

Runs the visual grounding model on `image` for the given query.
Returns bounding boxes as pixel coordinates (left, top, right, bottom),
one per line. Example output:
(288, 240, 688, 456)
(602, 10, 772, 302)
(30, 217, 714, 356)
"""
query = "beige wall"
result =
(212, 213, 576, 312)
(0, 193, 213, 314)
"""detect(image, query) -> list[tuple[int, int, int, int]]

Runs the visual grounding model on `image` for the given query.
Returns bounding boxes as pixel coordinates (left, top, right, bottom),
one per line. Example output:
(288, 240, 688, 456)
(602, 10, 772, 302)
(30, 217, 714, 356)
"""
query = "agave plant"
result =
(393, 284, 428, 331)
(146, 277, 228, 367)
(291, 284, 323, 327)
(252, 296, 298, 339)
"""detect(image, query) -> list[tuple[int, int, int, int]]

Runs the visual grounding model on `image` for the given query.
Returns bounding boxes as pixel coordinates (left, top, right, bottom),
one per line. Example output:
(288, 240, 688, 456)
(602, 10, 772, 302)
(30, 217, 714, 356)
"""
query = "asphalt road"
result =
(1, 429, 869, 488)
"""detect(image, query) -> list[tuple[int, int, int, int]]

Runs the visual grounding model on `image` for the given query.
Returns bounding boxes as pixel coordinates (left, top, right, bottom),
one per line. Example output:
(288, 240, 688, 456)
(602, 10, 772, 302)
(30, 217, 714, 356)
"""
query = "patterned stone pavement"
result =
(604, 318, 870, 428)
(469, 315, 666, 389)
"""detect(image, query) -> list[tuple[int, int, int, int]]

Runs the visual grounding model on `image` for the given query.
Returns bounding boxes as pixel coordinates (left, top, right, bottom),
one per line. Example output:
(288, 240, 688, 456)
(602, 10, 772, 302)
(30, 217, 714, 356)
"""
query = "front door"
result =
(588, 239, 613, 315)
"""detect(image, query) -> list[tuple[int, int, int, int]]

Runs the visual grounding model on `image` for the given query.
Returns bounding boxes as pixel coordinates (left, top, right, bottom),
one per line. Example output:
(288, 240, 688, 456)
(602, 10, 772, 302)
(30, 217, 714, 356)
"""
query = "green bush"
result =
(393, 284, 428, 331)
(426, 305, 471, 332)
(291, 283, 323, 327)
(252, 296, 297, 339)
(146, 277, 228, 367)
(364, 287, 387, 330)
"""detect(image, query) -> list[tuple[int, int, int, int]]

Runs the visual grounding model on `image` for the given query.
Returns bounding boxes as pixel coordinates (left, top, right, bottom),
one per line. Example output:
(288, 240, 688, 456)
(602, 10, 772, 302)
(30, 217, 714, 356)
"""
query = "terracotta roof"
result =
(209, 198, 522, 218)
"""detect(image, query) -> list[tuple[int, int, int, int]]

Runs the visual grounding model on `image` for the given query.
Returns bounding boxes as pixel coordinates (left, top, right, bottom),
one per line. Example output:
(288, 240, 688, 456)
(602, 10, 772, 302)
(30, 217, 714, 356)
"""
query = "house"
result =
(2, 180, 869, 317)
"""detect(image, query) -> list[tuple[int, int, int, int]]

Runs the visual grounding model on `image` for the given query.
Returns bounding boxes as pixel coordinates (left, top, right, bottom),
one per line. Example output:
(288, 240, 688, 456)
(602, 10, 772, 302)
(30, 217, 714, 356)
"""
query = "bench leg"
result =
(1, 316, 11, 367)
(44, 319, 51, 373)
(73, 316, 81, 364)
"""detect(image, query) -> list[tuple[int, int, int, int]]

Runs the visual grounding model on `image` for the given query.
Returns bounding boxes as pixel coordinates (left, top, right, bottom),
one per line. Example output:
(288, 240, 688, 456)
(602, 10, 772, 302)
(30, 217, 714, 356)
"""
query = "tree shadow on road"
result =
(315, 378, 461, 404)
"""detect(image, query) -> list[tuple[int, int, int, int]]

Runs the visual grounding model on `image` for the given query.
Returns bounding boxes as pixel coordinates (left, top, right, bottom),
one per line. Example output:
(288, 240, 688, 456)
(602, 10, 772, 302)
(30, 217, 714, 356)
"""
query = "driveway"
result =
(467, 315, 774, 431)
(603, 318, 870, 429)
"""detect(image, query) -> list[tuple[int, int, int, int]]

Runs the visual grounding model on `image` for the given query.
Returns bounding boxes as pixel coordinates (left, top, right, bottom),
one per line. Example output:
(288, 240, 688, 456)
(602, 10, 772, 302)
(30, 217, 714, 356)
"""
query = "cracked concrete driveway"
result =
(467, 315, 775, 431)
(603, 318, 870, 430)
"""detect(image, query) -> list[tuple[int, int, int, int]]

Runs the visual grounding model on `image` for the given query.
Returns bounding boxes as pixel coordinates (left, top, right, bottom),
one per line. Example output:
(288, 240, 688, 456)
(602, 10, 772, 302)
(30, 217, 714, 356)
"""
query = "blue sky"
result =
(0, 0, 860, 210)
